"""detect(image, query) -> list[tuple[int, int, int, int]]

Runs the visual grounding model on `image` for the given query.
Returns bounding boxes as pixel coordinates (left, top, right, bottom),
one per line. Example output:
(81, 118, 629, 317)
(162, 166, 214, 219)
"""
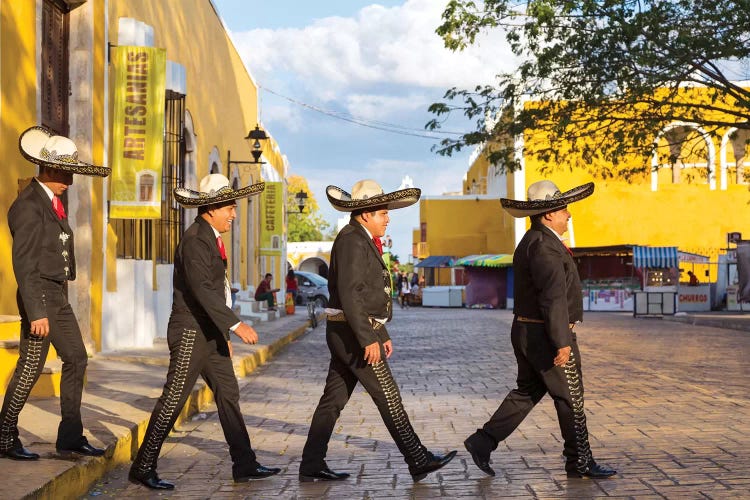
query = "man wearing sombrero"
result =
(128, 174, 281, 489)
(299, 180, 456, 482)
(0, 126, 110, 461)
(463, 180, 616, 479)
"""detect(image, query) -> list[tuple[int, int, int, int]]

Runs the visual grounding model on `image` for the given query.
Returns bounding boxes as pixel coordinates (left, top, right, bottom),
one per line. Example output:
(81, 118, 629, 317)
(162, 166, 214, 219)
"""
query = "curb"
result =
(23, 317, 319, 500)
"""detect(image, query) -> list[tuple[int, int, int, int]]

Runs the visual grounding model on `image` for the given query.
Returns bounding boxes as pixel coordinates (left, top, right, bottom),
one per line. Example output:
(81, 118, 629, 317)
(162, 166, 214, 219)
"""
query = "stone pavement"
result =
(80, 308, 750, 499)
(2, 310, 319, 500)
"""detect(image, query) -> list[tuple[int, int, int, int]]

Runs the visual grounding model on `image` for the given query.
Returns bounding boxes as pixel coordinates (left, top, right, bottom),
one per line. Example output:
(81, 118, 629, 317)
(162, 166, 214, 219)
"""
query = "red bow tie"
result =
(216, 236, 227, 260)
(52, 195, 66, 220)
(372, 237, 383, 255)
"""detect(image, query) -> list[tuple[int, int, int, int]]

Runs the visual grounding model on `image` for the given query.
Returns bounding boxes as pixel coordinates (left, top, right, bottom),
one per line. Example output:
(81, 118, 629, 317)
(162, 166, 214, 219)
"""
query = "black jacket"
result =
(8, 179, 75, 321)
(512, 221, 583, 349)
(328, 220, 392, 348)
(171, 216, 239, 341)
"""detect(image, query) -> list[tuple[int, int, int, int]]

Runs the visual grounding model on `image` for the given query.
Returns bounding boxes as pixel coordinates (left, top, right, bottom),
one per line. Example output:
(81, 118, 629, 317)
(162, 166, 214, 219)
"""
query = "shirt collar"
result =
(211, 226, 221, 239)
(541, 223, 567, 242)
(35, 178, 54, 201)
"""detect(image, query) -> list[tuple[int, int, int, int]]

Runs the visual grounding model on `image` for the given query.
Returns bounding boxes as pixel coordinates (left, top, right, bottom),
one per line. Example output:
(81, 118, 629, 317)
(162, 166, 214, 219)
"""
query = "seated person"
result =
(255, 273, 280, 311)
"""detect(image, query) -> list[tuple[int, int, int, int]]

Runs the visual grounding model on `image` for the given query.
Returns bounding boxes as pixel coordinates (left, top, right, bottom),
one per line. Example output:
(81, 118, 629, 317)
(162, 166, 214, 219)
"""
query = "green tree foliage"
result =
(428, 0, 750, 179)
(287, 175, 331, 242)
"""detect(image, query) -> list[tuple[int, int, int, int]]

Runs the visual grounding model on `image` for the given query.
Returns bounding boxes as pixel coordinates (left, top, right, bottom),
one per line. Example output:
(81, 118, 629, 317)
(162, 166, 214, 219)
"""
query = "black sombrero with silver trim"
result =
(174, 173, 265, 208)
(19, 126, 111, 177)
(500, 180, 594, 218)
(327, 179, 421, 212)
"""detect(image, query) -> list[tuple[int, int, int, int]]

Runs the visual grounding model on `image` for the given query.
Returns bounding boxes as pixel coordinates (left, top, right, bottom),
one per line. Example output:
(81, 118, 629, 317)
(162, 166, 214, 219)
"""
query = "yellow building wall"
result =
(108, 0, 286, 291)
(418, 198, 515, 257)
(0, 1, 39, 316)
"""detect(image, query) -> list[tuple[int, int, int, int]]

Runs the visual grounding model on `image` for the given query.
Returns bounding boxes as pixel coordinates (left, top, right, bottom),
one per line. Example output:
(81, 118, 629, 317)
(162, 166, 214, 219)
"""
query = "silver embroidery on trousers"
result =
(134, 329, 196, 474)
(563, 351, 593, 473)
(371, 360, 429, 467)
(0, 337, 45, 451)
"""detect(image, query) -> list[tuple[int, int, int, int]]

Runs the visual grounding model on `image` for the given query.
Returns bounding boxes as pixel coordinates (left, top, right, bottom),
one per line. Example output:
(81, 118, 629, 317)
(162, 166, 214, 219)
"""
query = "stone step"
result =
(0, 342, 63, 398)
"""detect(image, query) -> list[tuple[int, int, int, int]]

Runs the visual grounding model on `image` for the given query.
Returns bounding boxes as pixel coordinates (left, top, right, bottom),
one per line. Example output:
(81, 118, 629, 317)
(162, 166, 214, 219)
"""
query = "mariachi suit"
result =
(131, 216, 259, 478)
(300, 220, 431, 473)
(0, 179, 89, 452)
(476, 221, 595, 475)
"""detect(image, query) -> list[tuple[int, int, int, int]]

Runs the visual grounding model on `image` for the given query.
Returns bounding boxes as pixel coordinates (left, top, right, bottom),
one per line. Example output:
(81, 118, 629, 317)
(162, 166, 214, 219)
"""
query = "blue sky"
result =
(211, 0, 515, 261)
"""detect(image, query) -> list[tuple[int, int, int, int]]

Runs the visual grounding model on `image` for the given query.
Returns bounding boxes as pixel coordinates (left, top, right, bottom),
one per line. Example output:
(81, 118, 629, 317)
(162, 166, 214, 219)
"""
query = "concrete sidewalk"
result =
(663, 310, 750, 332)
(4, 310, 320, 500)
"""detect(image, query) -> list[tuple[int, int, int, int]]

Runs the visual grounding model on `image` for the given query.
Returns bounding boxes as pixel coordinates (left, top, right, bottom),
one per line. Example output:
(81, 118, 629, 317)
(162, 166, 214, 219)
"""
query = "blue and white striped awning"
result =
(632, 245, 678, 268)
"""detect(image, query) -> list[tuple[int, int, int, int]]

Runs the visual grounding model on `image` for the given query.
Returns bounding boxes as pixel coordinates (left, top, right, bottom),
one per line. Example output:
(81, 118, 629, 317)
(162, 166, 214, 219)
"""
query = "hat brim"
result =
(173, 182, 265, 208)
(500, 182, 594, 218)
(19, 126, 111, 177)
(327, 185, 421, 212)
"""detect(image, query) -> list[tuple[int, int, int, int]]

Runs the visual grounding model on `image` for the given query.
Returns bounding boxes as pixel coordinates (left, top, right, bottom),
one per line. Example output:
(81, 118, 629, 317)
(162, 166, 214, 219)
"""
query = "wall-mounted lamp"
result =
(226, 124, 269, 177)
(294, 190, 308, 213)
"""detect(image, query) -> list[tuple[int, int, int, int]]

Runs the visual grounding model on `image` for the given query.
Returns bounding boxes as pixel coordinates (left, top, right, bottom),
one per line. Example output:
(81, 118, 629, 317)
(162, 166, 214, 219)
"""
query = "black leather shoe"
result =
(234, 465, 282, 482)
(567, 463, 617, 479)
(409, 450, 457, 482)
(299, 467, 351, 482)
(0, 447, 40, 460)
(464, 437, 495, 476)
(56, 443, 105, 457)
(129, 470, 175, 490)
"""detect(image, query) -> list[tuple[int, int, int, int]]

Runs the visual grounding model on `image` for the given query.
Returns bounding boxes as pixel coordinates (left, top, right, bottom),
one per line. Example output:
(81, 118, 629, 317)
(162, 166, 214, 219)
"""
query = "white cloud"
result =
(231, 0, 515, 95)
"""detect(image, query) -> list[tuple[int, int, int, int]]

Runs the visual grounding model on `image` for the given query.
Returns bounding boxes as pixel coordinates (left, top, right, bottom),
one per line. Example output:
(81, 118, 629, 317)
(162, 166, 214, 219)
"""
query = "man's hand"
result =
(554, 346, 572, 367)
(363, 341, 382, 365)
(30, 318, 50, 338)
(383, 340, 393, 358)
(233, 322, 259, 345)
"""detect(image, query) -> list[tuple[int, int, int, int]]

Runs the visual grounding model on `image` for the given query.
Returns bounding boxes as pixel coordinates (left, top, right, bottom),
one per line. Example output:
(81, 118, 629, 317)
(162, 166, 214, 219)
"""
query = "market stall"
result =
(453, 254, 513, 309)
(632, 245, 678, 315)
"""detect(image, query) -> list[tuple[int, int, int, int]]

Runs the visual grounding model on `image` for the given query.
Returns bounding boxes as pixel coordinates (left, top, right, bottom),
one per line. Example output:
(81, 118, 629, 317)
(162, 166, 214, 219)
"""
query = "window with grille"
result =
(112, 91, 186, 263)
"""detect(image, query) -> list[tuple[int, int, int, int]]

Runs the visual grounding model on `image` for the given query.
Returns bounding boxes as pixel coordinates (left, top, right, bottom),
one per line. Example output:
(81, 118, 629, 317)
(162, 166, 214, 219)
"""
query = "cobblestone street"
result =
(86, 308, 750, 499)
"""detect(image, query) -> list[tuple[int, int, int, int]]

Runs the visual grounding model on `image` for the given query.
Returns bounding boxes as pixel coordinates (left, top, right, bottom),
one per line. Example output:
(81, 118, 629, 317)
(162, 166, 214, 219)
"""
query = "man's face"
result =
(545, 206, 570, 236)
(39, 167, 73, 196)
(361, 209, 390, 238)
(207, 202, 237, 233)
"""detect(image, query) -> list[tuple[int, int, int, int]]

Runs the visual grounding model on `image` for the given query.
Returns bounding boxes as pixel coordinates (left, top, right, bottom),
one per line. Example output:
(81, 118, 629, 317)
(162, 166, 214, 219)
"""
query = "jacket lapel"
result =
(31, 179, 69, 232)
(352, 221, 386, 269)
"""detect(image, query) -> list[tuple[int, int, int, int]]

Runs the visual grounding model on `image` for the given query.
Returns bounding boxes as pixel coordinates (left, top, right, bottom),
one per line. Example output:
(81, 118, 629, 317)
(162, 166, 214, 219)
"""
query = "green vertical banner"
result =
(260, 182, 283, 256)
(110, 46, 167, 219)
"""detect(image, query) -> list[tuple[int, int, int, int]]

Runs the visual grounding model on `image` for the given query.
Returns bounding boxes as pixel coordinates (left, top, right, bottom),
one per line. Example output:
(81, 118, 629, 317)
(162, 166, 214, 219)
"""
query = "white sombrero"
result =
(19, 126, 110, 177)
(500, 180, 594, 218)
(173, 173, 265, 208)
(327, 179, 421, 212)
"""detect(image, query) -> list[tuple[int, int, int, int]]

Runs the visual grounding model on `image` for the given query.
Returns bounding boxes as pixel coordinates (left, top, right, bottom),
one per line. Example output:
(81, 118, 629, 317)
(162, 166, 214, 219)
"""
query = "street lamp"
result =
(226, 124, 269, 177)
(294, 190, 308, 213)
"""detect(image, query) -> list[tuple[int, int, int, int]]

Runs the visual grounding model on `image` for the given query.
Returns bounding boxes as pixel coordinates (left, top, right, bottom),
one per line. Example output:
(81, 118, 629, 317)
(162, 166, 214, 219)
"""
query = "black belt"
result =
(516, 315, 575, 329)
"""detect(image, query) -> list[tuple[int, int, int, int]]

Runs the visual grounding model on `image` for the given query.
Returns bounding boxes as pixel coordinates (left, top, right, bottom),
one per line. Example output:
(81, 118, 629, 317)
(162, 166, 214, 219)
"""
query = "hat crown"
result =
(527, 180, 562, 201)
(40, 136, 79, 165)
(351, 179, 384, 200)
(198, 174, 231, 195)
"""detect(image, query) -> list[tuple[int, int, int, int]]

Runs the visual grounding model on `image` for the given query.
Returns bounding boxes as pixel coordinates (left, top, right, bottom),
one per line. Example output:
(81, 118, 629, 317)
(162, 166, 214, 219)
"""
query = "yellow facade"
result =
(415, 84, 750, 283)
(0, 0, 287, 359)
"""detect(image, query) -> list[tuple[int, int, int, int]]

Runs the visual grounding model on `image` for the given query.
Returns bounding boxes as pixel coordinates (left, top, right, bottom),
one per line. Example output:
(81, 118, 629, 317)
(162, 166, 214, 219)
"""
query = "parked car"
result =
(294, 271, 329, 308)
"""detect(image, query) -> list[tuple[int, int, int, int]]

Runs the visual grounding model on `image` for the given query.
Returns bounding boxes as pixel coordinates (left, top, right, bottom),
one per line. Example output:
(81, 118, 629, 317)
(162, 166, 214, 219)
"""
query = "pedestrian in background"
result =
(299, 179, 456, 482)
(464, 180, 617, 479)
(286, 268, 299, 303)
(129, 174, 280, 490)
(0, 127, 110, 461)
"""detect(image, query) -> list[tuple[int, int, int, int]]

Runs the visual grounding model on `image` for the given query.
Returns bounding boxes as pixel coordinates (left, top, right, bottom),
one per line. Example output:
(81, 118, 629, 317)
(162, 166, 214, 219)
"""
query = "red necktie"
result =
(52, 195, 66, 220)
(372, 237, 383, 255)
(216, 236, 227, 260)
(563, 243, 573, 256)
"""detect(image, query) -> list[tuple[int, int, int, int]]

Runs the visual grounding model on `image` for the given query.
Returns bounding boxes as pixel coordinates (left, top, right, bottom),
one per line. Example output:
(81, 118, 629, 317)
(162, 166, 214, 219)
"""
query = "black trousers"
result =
(131, 313, 257, 477)
(480, 321, 594, 474)
(0, 281, 88, 452)
(300, 320, 429, 473)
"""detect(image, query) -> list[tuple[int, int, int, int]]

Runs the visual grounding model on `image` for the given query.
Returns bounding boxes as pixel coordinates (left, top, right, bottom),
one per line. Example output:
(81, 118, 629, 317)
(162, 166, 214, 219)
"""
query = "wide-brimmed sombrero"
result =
(173, 173, 265, 208)
(500, 180, 594, 218)
(19, 126, 110, 177)
(327, 179, 420, 212)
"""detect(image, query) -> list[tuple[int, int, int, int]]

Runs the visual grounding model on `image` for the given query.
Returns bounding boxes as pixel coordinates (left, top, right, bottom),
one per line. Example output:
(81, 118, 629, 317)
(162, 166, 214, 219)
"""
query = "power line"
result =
(260, 86, 464, 139)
